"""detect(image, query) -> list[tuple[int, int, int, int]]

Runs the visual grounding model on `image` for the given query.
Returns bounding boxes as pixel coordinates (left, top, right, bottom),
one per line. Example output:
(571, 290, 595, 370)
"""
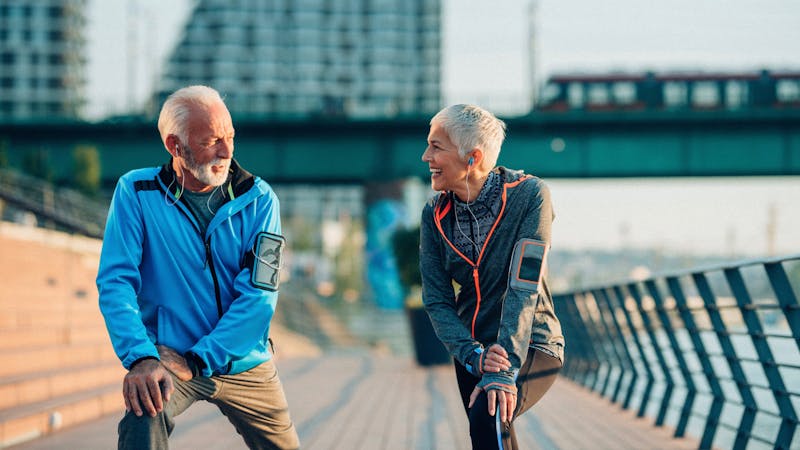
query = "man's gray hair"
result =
(430, 104, 506, 168)
(157, 85, 225, 144)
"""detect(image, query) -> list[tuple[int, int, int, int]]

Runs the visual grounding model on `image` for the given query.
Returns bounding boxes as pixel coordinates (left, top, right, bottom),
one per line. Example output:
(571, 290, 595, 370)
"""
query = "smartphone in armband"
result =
(251, 232, 285, 291)
(508, 238, 547, 292)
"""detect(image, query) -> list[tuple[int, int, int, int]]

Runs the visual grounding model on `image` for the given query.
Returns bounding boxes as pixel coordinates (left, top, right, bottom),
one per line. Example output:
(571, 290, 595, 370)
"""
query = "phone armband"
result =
(251, 232, 285, 291)
(508, 238, 547, 293)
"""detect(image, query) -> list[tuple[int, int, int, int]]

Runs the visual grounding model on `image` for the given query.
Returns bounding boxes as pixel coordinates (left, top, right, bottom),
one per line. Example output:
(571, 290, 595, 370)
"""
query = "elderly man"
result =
(97, 85, 299, 449)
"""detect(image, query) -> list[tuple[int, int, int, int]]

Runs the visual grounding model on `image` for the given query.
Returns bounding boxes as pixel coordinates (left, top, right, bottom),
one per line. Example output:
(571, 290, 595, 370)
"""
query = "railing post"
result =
(591, 288, 629, 399)
(725, 267, 798, 450)
(611, 285, 650, 410)
(598, 286, 640, 408)
(644, 279, 691, 427)
(764, 261, 800, 346)
(666, 276, 721, 443)
(574, 291, 616, 395)
(627, 282, 671, 419)
(593, 288, 629, 402)
(558, 293, 599, 386)
(764, 261, 800, 449)
(693, 272, 757, 450)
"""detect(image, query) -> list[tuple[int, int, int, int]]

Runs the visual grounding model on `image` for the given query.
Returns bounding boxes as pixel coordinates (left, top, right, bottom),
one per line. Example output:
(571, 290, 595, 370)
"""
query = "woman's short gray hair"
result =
(157, 85, 225, 144)
(430, 104, 506, 168)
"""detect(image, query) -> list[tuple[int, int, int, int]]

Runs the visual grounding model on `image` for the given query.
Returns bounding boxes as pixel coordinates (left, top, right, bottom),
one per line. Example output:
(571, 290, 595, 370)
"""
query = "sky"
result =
(84, 0, 800, 258)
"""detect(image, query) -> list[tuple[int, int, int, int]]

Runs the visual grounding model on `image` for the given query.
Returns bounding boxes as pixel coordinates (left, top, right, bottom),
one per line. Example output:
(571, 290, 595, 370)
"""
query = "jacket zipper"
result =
(434, 197, 503, 337)
(205, 236, 223, 317)
(471, 266, 481, 337)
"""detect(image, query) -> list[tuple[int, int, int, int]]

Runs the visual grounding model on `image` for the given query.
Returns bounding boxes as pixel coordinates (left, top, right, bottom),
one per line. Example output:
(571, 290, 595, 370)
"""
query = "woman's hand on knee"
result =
(489, 388, 517, 423)
(467, 385, 517, 423)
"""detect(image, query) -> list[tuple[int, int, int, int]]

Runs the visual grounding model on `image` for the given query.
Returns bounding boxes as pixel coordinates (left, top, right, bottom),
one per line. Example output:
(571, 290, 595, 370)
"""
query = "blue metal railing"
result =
(554, 254, 800, 450)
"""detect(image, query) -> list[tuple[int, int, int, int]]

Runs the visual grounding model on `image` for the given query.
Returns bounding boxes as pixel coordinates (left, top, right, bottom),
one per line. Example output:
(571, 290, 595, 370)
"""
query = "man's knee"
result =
(118, 411, 174, 450)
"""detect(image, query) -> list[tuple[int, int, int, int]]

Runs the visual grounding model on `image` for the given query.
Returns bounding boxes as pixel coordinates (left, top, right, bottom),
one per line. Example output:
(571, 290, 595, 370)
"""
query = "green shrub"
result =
(72, 145, 101, 195)
(392, 226, 422, 288)
(22, 148, 54, 182)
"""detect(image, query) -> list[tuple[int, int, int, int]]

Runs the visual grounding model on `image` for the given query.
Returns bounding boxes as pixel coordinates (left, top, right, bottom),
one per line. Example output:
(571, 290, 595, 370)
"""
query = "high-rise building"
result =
(154, 0, 441, 119)
(0, 1, 87, 121)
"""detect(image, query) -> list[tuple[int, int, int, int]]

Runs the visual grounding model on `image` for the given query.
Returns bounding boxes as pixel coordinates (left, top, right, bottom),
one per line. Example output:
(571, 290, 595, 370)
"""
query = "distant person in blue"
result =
(419, 104, 565, 449)
(96, 85, 300, 450)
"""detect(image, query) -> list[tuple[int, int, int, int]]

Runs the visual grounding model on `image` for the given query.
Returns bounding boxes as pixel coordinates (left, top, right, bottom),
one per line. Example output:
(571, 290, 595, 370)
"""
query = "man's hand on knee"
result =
(156, 345, 193, 381)
(123, 358, 174, 417)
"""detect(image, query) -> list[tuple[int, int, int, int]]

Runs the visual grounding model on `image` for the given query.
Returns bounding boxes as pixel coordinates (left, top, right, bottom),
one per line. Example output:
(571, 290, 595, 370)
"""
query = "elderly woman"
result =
(419, 104, 565, 449)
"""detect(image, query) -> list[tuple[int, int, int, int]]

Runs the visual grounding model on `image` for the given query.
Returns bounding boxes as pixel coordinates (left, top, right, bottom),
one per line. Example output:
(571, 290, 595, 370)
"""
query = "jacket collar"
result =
(158, 158, 255, 198)
(433, 166, 527, 210)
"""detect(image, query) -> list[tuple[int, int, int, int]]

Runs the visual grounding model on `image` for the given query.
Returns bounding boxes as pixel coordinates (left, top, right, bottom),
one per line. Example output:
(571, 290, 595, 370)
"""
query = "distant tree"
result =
(22, 147, 54, 182)
(72, 145, 101, 195)
(334, 219, 365, 301)
(287, 215, 317, 252)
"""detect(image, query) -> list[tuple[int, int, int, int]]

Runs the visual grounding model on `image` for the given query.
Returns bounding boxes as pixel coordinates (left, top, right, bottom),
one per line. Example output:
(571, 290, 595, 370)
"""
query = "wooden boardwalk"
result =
(12, 353, 701, 450)
(0, 223, 703, 449)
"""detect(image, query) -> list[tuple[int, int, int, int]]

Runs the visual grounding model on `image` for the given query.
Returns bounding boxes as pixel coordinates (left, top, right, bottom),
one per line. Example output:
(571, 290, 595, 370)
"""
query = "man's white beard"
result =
(184, 151, 230, 187)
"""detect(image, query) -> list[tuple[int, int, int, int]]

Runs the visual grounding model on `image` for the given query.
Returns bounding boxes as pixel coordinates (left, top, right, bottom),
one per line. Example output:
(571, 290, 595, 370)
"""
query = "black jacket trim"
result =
(134, 179, 160, 192)
(157, 158, 255, 201)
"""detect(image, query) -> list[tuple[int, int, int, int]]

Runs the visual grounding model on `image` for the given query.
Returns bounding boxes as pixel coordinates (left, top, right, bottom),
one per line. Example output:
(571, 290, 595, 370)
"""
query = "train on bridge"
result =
(537, 69, 800, 113)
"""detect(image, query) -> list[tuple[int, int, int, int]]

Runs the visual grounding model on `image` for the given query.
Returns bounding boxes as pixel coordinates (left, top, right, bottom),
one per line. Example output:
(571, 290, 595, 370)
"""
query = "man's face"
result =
(422, 121, 468, 193)
(179, 101, 235, 191)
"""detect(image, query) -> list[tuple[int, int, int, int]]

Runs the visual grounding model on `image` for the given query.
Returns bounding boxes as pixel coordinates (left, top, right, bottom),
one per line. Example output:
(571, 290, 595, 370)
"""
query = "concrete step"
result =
(0, 383, 121, 448)
(0, 274, 97, 302)
(0, 289, 96, 306)
(0, 306, 104, 329)
(0, 326, 108, 351)
(0, 343, 118, 378)
(0, 362, 124, 410)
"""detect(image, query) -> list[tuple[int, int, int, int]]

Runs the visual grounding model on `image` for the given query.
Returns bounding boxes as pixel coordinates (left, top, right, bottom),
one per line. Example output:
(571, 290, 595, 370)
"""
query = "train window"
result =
(664, 82, 688, 108)
(725, 81, 748, 109)
(539, 83, 562, 106)
(587, 83, 609, 105)
(612, 82, 636, 105)
(692, 82, 720, 108)
(776, 80, 800, 103)
(567, 83, 583, 108)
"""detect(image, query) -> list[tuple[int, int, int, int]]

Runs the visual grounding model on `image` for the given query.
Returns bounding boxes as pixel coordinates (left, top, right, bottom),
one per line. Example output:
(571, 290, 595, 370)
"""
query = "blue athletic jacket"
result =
(97, 159, 281, 377)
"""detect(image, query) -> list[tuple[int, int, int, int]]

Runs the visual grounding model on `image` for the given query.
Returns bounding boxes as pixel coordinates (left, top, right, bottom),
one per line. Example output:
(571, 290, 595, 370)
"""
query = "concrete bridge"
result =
(0, 108, 798, 186)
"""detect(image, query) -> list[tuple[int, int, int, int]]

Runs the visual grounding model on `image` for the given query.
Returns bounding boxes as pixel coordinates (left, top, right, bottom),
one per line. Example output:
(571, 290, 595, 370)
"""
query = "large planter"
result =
(406, 307, 451, 366)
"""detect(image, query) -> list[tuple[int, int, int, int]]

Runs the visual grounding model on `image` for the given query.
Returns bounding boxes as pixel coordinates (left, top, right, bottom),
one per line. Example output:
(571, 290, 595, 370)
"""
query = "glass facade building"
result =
(0, 0, 86, 120)
(154, 0, 441, 119)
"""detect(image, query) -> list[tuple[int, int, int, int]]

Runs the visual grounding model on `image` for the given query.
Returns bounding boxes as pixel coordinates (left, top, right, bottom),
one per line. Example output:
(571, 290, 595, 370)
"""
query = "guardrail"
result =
(0, 168, 108, 239)
(554, 254, 800, 450)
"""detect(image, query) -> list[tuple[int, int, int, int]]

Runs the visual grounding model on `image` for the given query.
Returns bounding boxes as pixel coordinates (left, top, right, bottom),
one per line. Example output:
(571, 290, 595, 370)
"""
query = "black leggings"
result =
(455, 347, 562, 450)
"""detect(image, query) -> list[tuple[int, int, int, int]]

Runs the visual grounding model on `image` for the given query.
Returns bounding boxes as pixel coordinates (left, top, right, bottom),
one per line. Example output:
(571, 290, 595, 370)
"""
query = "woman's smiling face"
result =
(422, 121, 468, 193)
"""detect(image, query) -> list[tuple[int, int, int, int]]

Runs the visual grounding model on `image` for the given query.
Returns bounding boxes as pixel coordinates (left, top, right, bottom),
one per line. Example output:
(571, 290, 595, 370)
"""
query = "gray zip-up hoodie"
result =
(420, 167, 564, 392)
